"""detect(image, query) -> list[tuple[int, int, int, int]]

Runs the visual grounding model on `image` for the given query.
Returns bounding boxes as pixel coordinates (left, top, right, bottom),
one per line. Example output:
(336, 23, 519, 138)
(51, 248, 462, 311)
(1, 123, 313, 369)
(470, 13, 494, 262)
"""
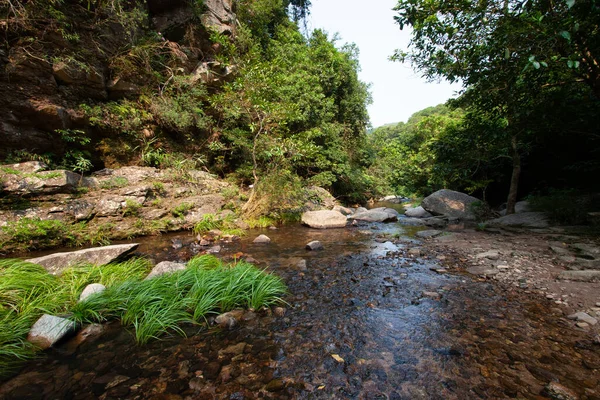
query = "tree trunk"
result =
(506, 134, 521, 215)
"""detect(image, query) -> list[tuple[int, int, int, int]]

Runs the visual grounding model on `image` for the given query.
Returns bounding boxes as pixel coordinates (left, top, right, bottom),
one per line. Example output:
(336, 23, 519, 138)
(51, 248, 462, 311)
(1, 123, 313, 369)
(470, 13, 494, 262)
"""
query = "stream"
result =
(1, 204, 599, 399)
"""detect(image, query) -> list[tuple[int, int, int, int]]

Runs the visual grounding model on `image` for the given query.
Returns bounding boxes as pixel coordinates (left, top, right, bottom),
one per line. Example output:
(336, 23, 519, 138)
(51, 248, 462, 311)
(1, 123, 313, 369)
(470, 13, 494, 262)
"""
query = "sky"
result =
(307, 0, 462, 128)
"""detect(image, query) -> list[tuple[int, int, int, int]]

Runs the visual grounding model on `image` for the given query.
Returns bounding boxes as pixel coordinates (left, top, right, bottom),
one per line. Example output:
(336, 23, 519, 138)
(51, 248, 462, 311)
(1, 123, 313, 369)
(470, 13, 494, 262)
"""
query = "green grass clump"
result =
(193, 213, 245, 237)
(0, 258, 152, 377)
(99, 176, 129, 189)
(245, 215, 276, 229)
(72, 255, 287, 344)
(171, 202, 194, 218)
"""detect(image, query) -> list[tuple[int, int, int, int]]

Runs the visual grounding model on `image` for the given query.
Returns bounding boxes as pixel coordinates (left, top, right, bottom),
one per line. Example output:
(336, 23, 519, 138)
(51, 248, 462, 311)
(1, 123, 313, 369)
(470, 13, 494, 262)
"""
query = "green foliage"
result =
(71, 255, 287, 344)
(99, 176, 129, 189)
(528, 190, 594, 226)
(193, 213, 244, 236)
(0, 257, 151, 376)
(244, 215, 276, 228)
(171, 202, 194, 218)
(122, 199, 142, 217)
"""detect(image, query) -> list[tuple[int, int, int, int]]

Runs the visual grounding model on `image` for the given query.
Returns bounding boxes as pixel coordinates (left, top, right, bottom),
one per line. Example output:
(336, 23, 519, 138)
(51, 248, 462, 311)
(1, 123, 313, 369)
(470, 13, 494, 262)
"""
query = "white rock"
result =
(253, 234, 271, 244)
(78, 283, 106, 302)
(145, 261, 186, 280)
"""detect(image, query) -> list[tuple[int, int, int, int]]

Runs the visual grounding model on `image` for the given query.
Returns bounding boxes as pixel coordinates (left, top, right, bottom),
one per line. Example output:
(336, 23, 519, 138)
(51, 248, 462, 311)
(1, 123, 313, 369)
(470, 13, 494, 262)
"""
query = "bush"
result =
(528, 189, 594, 225)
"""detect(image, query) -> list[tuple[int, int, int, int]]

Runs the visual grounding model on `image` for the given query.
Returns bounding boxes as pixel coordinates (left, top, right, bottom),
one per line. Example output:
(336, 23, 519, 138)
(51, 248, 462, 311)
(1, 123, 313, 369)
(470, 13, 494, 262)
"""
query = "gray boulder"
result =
(332, 205, 353, 216)
(301, 210, 347, 229)
(145, 261, 186, 280)
(27, 314, 76, 350)
(488, 212, 549, 228)
(350, 208, 398, 223)
(27, 243, 139, 274)
(79, 283, 106, 302)
(422, 189, 480, 220)
(404, 206, 432, 218)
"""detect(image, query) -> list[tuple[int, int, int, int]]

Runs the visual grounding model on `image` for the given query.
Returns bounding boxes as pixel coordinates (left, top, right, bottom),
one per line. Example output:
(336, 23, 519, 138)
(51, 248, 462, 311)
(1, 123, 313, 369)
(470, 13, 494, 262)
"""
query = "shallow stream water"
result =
(1, 209, 599, 399)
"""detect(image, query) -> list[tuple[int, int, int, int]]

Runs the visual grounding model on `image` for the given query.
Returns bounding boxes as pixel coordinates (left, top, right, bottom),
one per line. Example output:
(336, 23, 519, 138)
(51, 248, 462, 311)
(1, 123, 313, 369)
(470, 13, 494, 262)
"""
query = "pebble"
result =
(576, 322, 590, 328)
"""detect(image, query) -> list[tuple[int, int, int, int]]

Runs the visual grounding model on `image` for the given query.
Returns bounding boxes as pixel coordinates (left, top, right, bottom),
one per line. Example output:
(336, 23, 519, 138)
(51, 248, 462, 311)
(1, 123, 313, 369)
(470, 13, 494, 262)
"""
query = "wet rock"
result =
(26, 243, 139, 274)
(398, 217, 427, 226)
(171, 238, 183, 249)
(475, 250, 500, 260)
(219, 342, 246, 358)
(145, 261, 186, 280)
(79, 283, 106, 302)
(421, 189, 479, 220)
(407, 248, 421, 256)
(558, 271, 600, 282)
(253, 234, 271, 244)
(27, 314, 76, 350)
(306, 240, 323, 251)
(215, 310, 244, 329)
(350, 208, 399, 223)
(567, 312, 598, 325)
(542, 382, 579, 400)
(415, 230, 443, 239)
(301, 210, 348, 229)
(207, 245, 222, 254)
(265, 379, 285, 392)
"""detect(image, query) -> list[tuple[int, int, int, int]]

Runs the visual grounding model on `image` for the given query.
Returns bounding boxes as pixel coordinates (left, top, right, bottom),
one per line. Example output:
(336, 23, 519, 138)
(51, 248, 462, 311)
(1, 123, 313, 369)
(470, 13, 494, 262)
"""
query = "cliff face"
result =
(0, 0, 236, 163)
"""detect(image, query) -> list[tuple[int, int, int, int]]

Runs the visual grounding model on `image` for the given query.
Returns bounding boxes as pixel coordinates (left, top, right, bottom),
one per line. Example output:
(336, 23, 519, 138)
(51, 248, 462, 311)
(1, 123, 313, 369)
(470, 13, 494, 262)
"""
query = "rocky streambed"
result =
(1, 220, 599, 399)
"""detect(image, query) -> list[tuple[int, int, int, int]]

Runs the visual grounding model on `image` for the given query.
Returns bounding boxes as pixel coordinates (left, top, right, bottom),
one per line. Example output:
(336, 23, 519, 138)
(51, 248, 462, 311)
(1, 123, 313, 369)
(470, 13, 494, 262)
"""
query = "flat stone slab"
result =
(27, 314, 76, 350)
(301, 210, 347, 229)
(488, 212, 549, 228)
(415, 230, 443, 239)
(567, 312, 598, 326)
(404, 206, 432, 218)
(27, 244, 139, 274)
(350, 209, 398, 223)
(558, 270, 600, 282)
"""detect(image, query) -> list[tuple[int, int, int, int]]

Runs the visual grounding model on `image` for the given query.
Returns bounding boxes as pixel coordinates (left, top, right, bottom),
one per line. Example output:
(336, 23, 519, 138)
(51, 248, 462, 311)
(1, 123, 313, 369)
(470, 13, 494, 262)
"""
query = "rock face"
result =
(404, 206, 432, 218)
(488, 212, 549, 228)
(145, 261, 186, 280)
(301, 210, 347, 229)
(350, 208, 399, 223)
(421, 189, 480, 220)
(27, 244, 139, 274)
(0, 169, 82, 195)
(27, 314, 76, 350)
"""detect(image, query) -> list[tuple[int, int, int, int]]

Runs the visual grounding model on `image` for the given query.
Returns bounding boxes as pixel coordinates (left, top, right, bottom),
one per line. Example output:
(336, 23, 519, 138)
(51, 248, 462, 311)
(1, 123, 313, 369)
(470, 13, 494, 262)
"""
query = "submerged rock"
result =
(253, 234, 271, 244)
(422, 189, 479, 220)
(27, 314, 76, 350)
(306, 240, 323, 251)
(26, 243, 139, 274)
(301, 210, 347, 229)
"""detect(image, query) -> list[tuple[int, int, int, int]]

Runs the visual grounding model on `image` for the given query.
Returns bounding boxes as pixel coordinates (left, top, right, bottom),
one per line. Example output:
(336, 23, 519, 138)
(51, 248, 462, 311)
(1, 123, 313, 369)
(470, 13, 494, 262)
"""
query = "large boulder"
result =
(27, 243, 139, 274)
(350, 208, 399, 223)
(301, 210, 347, 229)
(421, 189, 480, 220)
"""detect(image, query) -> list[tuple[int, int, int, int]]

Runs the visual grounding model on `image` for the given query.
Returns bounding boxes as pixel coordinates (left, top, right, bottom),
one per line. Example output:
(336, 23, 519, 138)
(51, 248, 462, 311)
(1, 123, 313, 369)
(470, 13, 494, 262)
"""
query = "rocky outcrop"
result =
(421, 189, 480, 220)
(27, 244, 139, 274)
(0, 169, 82, 195)
(301, 210, 347, 229)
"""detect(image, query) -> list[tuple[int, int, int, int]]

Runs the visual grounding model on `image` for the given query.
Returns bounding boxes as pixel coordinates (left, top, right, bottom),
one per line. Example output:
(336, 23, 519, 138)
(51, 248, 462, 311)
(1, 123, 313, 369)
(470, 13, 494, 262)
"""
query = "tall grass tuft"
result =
(73, 255, 287, 344)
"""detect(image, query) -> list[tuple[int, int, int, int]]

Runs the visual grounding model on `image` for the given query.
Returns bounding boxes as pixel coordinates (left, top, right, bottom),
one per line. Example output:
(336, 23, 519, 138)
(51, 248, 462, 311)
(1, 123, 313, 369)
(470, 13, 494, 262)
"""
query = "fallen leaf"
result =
(331, 354, 344, 363)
